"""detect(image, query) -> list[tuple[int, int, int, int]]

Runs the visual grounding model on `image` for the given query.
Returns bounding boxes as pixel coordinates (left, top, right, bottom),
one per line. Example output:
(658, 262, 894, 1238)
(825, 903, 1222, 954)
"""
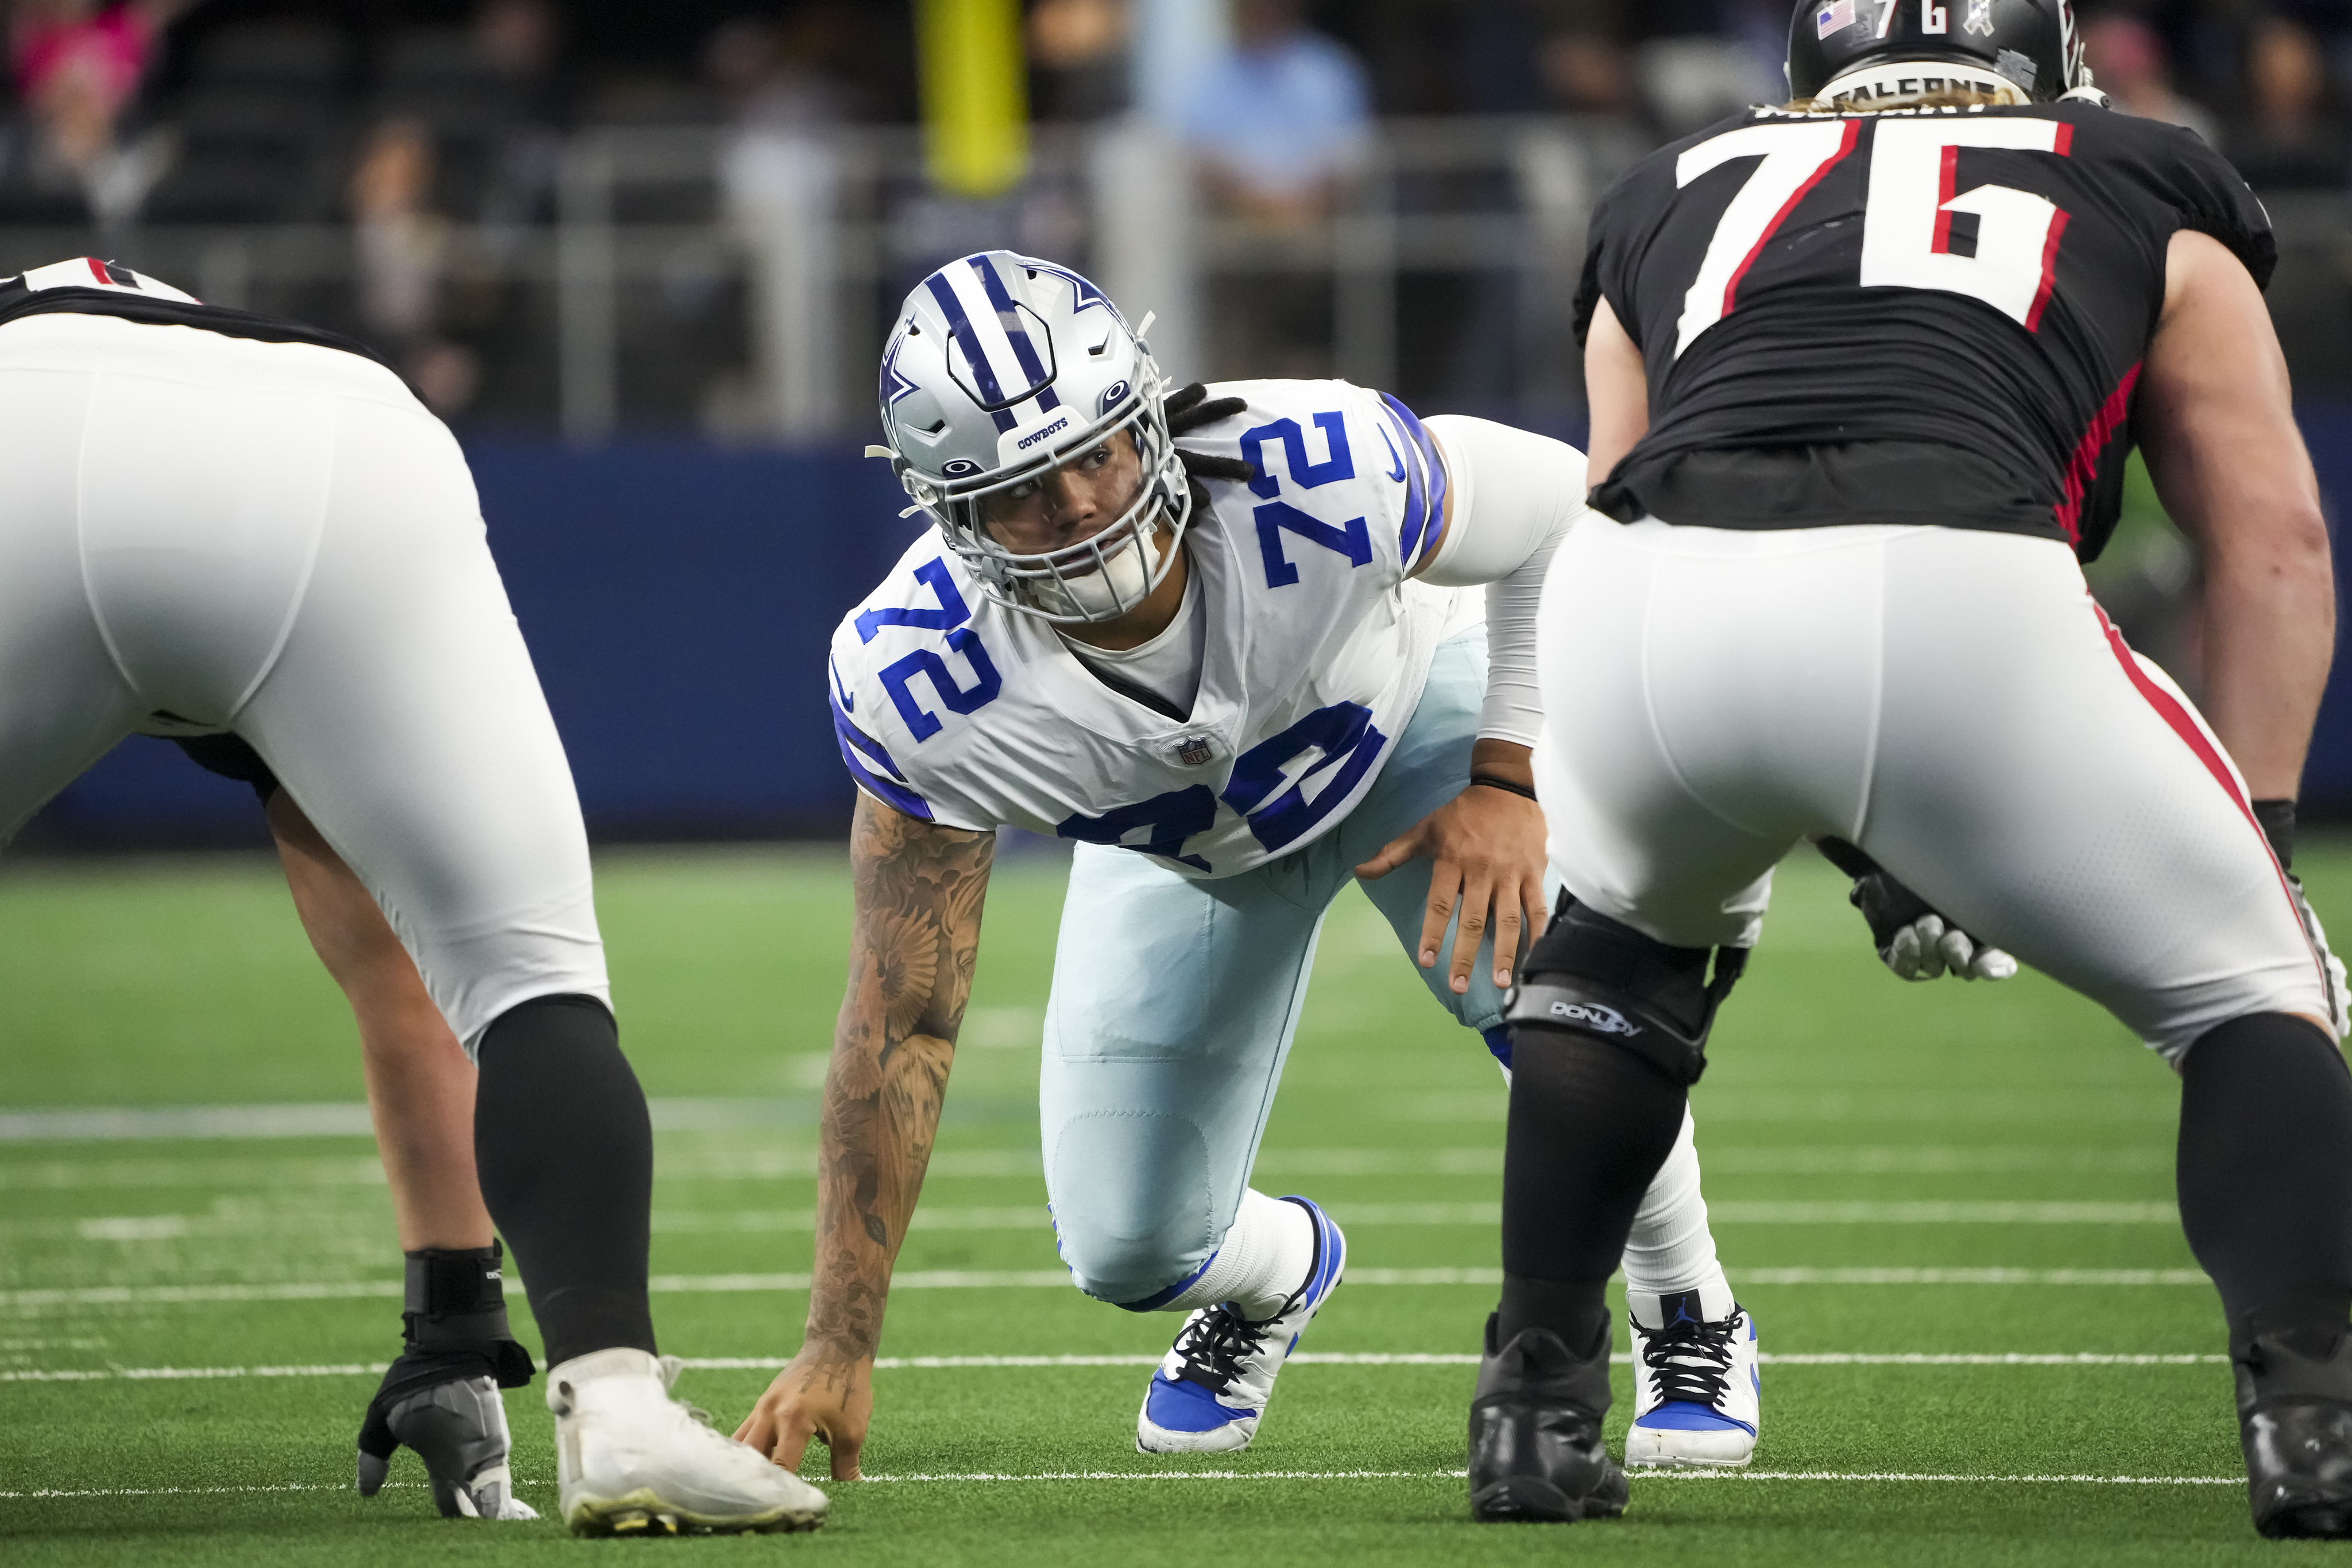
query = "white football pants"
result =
(1044, 628, 1723, 1304)
(1534, 517, 2330, 1062)
(0, 313, 608, 1050)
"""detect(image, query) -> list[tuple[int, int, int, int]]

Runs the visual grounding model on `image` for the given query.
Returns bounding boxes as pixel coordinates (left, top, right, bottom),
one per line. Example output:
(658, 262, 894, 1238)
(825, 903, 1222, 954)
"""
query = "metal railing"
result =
(3, 116, 2345, 440)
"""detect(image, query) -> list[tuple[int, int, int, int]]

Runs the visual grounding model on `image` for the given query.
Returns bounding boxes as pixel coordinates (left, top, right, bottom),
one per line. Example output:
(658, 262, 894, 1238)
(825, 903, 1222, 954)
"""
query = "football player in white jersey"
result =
(733, 251, 1760, 1473)
(0, 258, 826, 1535)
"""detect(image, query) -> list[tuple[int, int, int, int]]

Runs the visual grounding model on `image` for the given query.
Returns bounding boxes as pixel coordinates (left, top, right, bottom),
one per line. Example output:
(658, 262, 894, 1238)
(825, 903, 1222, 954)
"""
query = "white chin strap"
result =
(1820, 59, 2032, 107)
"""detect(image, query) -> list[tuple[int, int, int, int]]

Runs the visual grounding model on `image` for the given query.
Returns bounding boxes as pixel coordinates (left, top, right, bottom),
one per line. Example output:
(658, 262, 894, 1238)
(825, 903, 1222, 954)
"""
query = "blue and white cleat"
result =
(1136, 1197, 1346, 1454)
(1623, 1280, 1760, 1469)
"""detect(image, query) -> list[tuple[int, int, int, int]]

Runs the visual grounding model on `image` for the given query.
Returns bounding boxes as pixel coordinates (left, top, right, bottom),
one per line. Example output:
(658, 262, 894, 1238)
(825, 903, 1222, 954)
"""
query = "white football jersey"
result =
(829, 378, 1480, 879)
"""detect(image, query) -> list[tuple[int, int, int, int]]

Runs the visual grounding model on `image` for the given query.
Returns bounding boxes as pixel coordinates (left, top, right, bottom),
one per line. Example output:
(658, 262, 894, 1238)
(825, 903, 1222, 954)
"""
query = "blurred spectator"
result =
(7, 0, 191, 219)
(707, 6, 862, 132)
(1179, 0, 1369, 228)
(1030, 0, 1129, 121)
(2086, 13, 2223, 143)
(714, 7, 867, 438)
(1626, 0, 1783, 138)
(475, 0, 559, 106)
(1539, 32, 1635, 113)
(2226, 14, 2349, 191)
(475, 0, 539, 57)
(350, 116, 475, 415)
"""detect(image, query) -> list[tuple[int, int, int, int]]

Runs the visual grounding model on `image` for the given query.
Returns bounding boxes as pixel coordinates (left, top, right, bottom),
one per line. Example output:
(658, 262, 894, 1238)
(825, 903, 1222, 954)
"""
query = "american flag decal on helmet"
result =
(1816, 0, 1854, 37)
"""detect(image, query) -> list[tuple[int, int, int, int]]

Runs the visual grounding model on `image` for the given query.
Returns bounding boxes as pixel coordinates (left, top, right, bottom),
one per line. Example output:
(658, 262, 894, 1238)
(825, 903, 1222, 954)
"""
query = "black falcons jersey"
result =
(0, 257, 387, 367)
(1575, 102, 2273, 560)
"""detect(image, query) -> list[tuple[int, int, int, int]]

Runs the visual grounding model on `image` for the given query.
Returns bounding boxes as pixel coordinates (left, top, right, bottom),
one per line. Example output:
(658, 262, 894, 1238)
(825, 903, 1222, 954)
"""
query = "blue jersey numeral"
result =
(860, 557, 1002, 741)
(1240, 413, 1369, 589)
(1254, 500, 1371, 587)
(1058, 698, 1390, 866)
(855, 557, 970, 642)
(880, 629, 1001, 742)
(1241, 412, 1355, 499)
(1057, 785, 1218, 873)
(1221, 701, 1390, 854)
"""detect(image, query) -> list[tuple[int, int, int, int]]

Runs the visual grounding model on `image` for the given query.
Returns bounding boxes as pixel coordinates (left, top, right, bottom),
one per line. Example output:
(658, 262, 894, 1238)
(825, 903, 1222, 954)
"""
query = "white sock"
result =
(1620, 1106, 1724, 1298)
(1159, 1189, 1316, 1319)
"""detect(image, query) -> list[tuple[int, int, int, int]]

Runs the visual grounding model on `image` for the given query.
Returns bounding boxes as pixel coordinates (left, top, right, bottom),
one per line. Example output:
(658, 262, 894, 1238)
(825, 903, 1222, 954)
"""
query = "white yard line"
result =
(853, 1469, 2238, 1486)
(0, 1265, 2217, 1311)
(14, 1201, 2188, 1242)
(0, 1470, 2241, 1499)
(637, 1201, 2181, 1233)
(0, 1100, 815, 1144)
(1736, 1268, 2210, 1285)
(0, 1111, 2168, 1179)
(0, 1350, 2232, 1383)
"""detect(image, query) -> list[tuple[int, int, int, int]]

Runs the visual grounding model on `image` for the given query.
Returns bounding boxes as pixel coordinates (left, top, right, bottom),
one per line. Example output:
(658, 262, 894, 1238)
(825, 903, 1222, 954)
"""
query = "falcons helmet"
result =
(1788, 0, 2091, 104)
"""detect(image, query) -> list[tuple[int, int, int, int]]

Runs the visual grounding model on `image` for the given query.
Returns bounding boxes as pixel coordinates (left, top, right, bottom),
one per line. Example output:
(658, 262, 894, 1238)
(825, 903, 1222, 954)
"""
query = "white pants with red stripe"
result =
(0, 313, 607, 1051)
(1534, 517, 2330, 1062)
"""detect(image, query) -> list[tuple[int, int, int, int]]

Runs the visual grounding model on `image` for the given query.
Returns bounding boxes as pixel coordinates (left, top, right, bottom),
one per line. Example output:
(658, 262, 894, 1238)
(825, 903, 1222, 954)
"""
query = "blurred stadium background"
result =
(9, 0, 2352, 847)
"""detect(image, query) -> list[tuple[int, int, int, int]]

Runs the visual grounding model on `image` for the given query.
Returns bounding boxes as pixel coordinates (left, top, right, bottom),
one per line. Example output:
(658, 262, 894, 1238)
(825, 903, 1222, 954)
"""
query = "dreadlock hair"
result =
(1163, 382, 1258, 484)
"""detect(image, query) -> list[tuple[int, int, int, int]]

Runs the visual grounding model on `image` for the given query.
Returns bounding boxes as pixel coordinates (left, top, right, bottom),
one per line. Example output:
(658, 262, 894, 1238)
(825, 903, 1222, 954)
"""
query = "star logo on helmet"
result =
(881, 333, 920, 406)
(1026, 260, 1122, 324)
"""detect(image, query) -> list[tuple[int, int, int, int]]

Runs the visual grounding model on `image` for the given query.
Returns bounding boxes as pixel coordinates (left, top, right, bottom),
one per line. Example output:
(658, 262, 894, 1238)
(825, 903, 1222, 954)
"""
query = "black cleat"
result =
(1468, 1311, 1628, 1523)
(2235, 1317, 2352, 1538)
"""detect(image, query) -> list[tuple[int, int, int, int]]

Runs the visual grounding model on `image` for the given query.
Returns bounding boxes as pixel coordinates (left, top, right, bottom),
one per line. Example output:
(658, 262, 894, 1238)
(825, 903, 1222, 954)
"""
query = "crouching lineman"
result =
(0, 259, 825, 1536)
(734, 251, 1760, 1474)
(1471, 0, 2352, 1539)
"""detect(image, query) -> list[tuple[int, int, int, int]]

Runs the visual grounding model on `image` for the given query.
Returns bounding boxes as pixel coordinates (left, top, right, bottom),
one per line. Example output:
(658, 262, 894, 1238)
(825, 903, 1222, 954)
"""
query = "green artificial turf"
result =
(4, 840, 2349, 1564)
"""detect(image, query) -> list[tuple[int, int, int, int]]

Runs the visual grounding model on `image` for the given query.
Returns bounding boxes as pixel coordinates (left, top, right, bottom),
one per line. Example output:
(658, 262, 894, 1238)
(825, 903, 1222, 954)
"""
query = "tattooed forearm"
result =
(803, 793, 994, 1360)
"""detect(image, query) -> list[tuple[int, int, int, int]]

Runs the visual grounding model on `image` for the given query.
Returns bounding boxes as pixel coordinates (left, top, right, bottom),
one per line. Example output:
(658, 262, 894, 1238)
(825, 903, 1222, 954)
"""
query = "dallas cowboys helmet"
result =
(873, 251, 1190, 625)
(1788, 0, 2091, 104)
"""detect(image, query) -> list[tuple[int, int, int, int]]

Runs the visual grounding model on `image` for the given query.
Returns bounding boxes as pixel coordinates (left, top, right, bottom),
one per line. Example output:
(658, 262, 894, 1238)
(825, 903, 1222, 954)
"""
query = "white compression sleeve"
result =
(1157, 1188, 1316, 1319)
(1619, 1106, 1724, 1296)
(1414, 415, 1588, 748)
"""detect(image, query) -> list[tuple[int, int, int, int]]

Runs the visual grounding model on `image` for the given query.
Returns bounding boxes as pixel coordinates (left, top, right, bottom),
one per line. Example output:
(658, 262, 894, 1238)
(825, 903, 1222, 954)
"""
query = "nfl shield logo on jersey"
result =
(1175, 736, 1213, 768)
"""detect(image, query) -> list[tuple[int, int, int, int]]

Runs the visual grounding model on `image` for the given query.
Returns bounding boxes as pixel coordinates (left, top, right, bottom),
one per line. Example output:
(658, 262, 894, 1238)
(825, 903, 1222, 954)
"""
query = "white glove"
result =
(1818, 837, 2019, 985)
(1883, 911, 2020, 983)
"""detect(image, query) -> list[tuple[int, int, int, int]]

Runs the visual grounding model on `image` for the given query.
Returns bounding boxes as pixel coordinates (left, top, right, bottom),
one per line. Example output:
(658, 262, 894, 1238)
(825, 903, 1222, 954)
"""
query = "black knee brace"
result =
(1502, 898, 1747, 1086)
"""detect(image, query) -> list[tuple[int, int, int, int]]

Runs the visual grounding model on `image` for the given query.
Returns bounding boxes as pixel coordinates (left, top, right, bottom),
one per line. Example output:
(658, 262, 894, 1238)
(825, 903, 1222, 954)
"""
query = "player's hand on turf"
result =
(736, 1348, 872, 1482)
(1355, 744, 1549, 997)
(1816, 838, 2017, 983)
(356, 1369, 538, 1520)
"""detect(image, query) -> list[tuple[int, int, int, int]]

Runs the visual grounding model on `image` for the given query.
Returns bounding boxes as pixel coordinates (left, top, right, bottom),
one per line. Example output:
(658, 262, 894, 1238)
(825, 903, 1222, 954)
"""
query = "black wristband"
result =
(404, 1242, 513, 1348)
(1469, 773, 1539, 803)
(397, 1241, 534, 1388)
(2253, 798, 2297, 871)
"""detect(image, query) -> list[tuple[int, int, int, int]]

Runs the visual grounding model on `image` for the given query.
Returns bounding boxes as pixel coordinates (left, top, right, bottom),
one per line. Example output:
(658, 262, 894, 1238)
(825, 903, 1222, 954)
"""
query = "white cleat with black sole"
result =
(1623, 1279, 1760, 1469)
(547, 1348, 828, 1535)
(1136, 1197, 1346, 1454)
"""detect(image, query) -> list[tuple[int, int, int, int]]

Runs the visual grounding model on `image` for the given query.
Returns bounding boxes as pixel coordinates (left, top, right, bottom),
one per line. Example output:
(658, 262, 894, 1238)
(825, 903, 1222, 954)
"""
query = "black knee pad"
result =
(1503, 900, 1746, 1086)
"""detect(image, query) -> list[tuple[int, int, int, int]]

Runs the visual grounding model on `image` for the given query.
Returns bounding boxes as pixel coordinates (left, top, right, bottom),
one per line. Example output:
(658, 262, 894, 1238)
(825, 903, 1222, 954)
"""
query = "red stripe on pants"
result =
(2094, 605, 2325, 995)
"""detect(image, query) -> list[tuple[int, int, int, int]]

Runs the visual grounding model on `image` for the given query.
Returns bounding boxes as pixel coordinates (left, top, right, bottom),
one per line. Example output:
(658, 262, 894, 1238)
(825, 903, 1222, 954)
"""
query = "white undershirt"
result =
(1060, 563, 1206, 718)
